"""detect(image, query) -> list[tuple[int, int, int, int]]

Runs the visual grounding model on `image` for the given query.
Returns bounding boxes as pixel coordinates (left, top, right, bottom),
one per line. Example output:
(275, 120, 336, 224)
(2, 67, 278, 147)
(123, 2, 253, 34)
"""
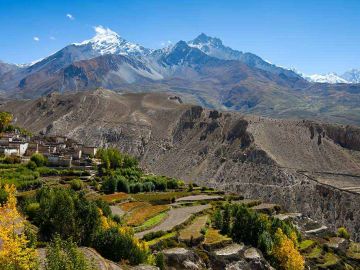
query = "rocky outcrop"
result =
(162, 248, 206, 270)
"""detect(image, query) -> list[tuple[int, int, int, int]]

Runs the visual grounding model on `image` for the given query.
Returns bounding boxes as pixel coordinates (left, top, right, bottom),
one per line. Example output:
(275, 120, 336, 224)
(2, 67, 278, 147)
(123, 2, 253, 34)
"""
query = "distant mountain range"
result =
(0, 26, 360, 125)
(304, 70, 360, 84)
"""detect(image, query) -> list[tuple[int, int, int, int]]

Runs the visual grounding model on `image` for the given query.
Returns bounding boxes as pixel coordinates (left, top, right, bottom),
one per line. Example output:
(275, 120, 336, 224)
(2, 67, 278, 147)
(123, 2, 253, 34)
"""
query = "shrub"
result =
(45, 235, 95, 270)
(0, 188, 8, 205)
(143, 230, 167, 242)
(155, 252, 165, 270)
(95, 199, 111, 217)
(212, 209, 223, 230)
(4, 155, 21, 164)
(166, 179, 179, 189)
(93, 227, 150, 265)
(130, 182, 143, 194)
(337, 227, 350, 240)
(122, 154, 139, 168)
(112, 214, 121, 224)
(188, 182, 194, 192)
(143, 181, 155, 192)
(70, 179, 84, 191)
(27, 160, 37, 170)
(30, 153, 47, 167)
(25, 202, 40, 220)
(117, 177, 130, 193)
(101, 177, 117, 194)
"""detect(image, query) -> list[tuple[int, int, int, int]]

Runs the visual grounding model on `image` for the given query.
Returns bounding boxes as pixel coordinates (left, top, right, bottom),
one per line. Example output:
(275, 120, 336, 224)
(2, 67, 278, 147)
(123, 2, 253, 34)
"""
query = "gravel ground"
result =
(135, 204, 210, 238)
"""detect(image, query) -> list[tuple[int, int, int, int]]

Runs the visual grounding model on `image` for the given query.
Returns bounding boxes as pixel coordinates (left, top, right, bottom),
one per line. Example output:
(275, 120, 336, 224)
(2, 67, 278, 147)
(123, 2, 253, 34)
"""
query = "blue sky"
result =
(0, 0, 359, 74)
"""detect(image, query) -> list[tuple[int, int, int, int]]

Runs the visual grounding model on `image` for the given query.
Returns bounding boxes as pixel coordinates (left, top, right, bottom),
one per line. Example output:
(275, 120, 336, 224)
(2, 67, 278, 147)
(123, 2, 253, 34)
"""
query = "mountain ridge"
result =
(1, 28, 360, 125)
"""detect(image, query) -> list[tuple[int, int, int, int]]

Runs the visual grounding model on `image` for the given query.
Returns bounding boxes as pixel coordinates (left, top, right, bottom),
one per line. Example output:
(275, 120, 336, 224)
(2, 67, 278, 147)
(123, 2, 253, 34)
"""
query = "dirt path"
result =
(135, 204, 210, 238)
(110, 205, 125, 217)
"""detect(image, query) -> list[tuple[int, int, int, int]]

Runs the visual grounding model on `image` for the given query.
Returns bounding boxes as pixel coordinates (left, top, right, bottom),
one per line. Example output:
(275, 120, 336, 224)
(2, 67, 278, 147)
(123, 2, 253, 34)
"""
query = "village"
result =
(0, 131, 98, 168)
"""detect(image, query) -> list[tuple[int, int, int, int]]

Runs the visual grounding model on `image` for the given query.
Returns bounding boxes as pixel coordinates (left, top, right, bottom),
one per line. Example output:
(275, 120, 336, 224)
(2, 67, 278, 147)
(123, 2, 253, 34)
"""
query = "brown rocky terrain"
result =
(2, 89, 360, 240)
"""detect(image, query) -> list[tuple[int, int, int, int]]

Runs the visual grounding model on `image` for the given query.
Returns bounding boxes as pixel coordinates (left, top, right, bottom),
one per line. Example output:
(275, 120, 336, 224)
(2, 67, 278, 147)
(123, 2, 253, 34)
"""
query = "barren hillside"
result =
(2, 89, 360, 239)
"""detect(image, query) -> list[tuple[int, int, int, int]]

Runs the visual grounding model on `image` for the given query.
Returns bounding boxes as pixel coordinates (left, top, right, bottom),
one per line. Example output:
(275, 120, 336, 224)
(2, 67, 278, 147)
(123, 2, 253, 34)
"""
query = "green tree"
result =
(70, 179, 84, 191)
(0, 111, 13, 132)
(101, 177, 117, 194)
(45, 235, 96, 270)
(221, 204, 231, 235)
(337, 227, 350, 240)
(30, 153, 47, 167)
(116, 176, 130, 193)
(35, 188, 101, 245)
(212, 209, 223, 230)
(93, 227, 150, 265)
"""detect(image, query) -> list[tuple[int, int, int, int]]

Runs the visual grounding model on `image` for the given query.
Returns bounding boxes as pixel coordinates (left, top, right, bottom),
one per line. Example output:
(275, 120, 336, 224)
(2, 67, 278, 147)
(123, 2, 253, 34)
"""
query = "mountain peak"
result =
(189, 33, 223, 47)
(305, 72, 348, 84)
(74, 25, 149, 56)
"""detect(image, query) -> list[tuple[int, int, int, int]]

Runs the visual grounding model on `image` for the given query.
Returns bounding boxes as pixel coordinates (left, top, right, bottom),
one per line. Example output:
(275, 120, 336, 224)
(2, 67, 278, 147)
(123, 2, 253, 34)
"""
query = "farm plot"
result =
(126, 204, 170, 227)
(100, 192, 129, 203)
(136, 204, 210, 238)
(119, 201, 150, 212)
(204, 228, 232, 248)
(179, 215, 208, 244)
(131, 191, 199, 204)
(176, 194, 223, 202)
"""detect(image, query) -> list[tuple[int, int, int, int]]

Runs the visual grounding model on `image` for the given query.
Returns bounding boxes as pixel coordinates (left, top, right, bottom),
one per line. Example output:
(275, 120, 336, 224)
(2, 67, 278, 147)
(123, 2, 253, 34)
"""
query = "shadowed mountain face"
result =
(1, 32, 360, 125)
(2, 89, 360, 240)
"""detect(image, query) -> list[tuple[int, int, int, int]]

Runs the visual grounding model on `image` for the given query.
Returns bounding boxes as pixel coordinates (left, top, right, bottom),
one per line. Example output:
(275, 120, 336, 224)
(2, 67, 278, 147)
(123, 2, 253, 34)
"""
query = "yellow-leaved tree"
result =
(0, 184, 39, 270)
(273, 228, 305, 270)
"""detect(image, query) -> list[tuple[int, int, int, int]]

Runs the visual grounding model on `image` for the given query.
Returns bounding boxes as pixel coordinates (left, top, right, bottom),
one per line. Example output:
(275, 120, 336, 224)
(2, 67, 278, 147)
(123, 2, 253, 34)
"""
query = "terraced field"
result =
(126, 204, 170, 226)
(136, 204, 210, 238)
(100, 192, 129, 203)
(179, 215, 208, 244)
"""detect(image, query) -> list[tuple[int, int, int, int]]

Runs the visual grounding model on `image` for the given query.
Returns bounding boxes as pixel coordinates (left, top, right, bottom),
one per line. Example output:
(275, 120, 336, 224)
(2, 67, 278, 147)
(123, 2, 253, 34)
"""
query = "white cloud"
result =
(33, 36, 40, 42)
(49, 36, 56, 40)
(66, 13, 75, 20)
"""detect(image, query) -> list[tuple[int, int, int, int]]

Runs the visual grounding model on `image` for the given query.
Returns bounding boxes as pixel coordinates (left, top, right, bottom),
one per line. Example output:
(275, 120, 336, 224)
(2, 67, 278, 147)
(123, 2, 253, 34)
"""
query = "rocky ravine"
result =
(2, 89, 360, 240)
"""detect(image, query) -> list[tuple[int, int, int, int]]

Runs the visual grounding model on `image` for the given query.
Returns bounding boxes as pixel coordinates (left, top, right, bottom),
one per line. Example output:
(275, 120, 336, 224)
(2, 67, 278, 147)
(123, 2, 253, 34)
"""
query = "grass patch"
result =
(146, 232, 177, 246)
(0, 165, 41, 190)
(179, 215, 208, 244)
(120, 201, 150, 212)
(135, 212, 168, 232)
(100, 192, 129, 203)
(347, 242, 360, 260)
(126, 205, 170, 227)
(319, 252, 340, 268)
(299, 239, 316, 251)
(204, 228, 231, 245)
(307, 246, 322, 259)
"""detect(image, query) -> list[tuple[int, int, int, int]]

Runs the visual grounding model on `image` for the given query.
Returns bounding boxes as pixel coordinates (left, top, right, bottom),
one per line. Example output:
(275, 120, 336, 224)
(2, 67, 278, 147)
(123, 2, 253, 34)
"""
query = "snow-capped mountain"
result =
(305, 73, 349, 84)
(187, 33, 300, 79)
(303, 69, 360, 84)
(342, 69, 360, 84)
(74, 25, 150, 57)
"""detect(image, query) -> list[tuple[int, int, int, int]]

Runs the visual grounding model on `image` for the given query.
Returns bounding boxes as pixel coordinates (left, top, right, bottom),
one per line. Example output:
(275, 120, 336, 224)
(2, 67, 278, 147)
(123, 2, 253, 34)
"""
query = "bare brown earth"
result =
(2, 89, 360, 240)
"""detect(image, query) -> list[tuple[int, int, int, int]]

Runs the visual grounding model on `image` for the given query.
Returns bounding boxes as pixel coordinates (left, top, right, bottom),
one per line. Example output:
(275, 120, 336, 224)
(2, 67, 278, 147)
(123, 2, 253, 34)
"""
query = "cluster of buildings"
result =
(0, 132, 98, 167)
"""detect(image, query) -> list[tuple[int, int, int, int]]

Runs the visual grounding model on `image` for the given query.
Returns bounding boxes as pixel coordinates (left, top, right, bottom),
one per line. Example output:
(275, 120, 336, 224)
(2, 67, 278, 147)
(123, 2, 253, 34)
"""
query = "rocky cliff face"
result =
(2, 89, 360, 240)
